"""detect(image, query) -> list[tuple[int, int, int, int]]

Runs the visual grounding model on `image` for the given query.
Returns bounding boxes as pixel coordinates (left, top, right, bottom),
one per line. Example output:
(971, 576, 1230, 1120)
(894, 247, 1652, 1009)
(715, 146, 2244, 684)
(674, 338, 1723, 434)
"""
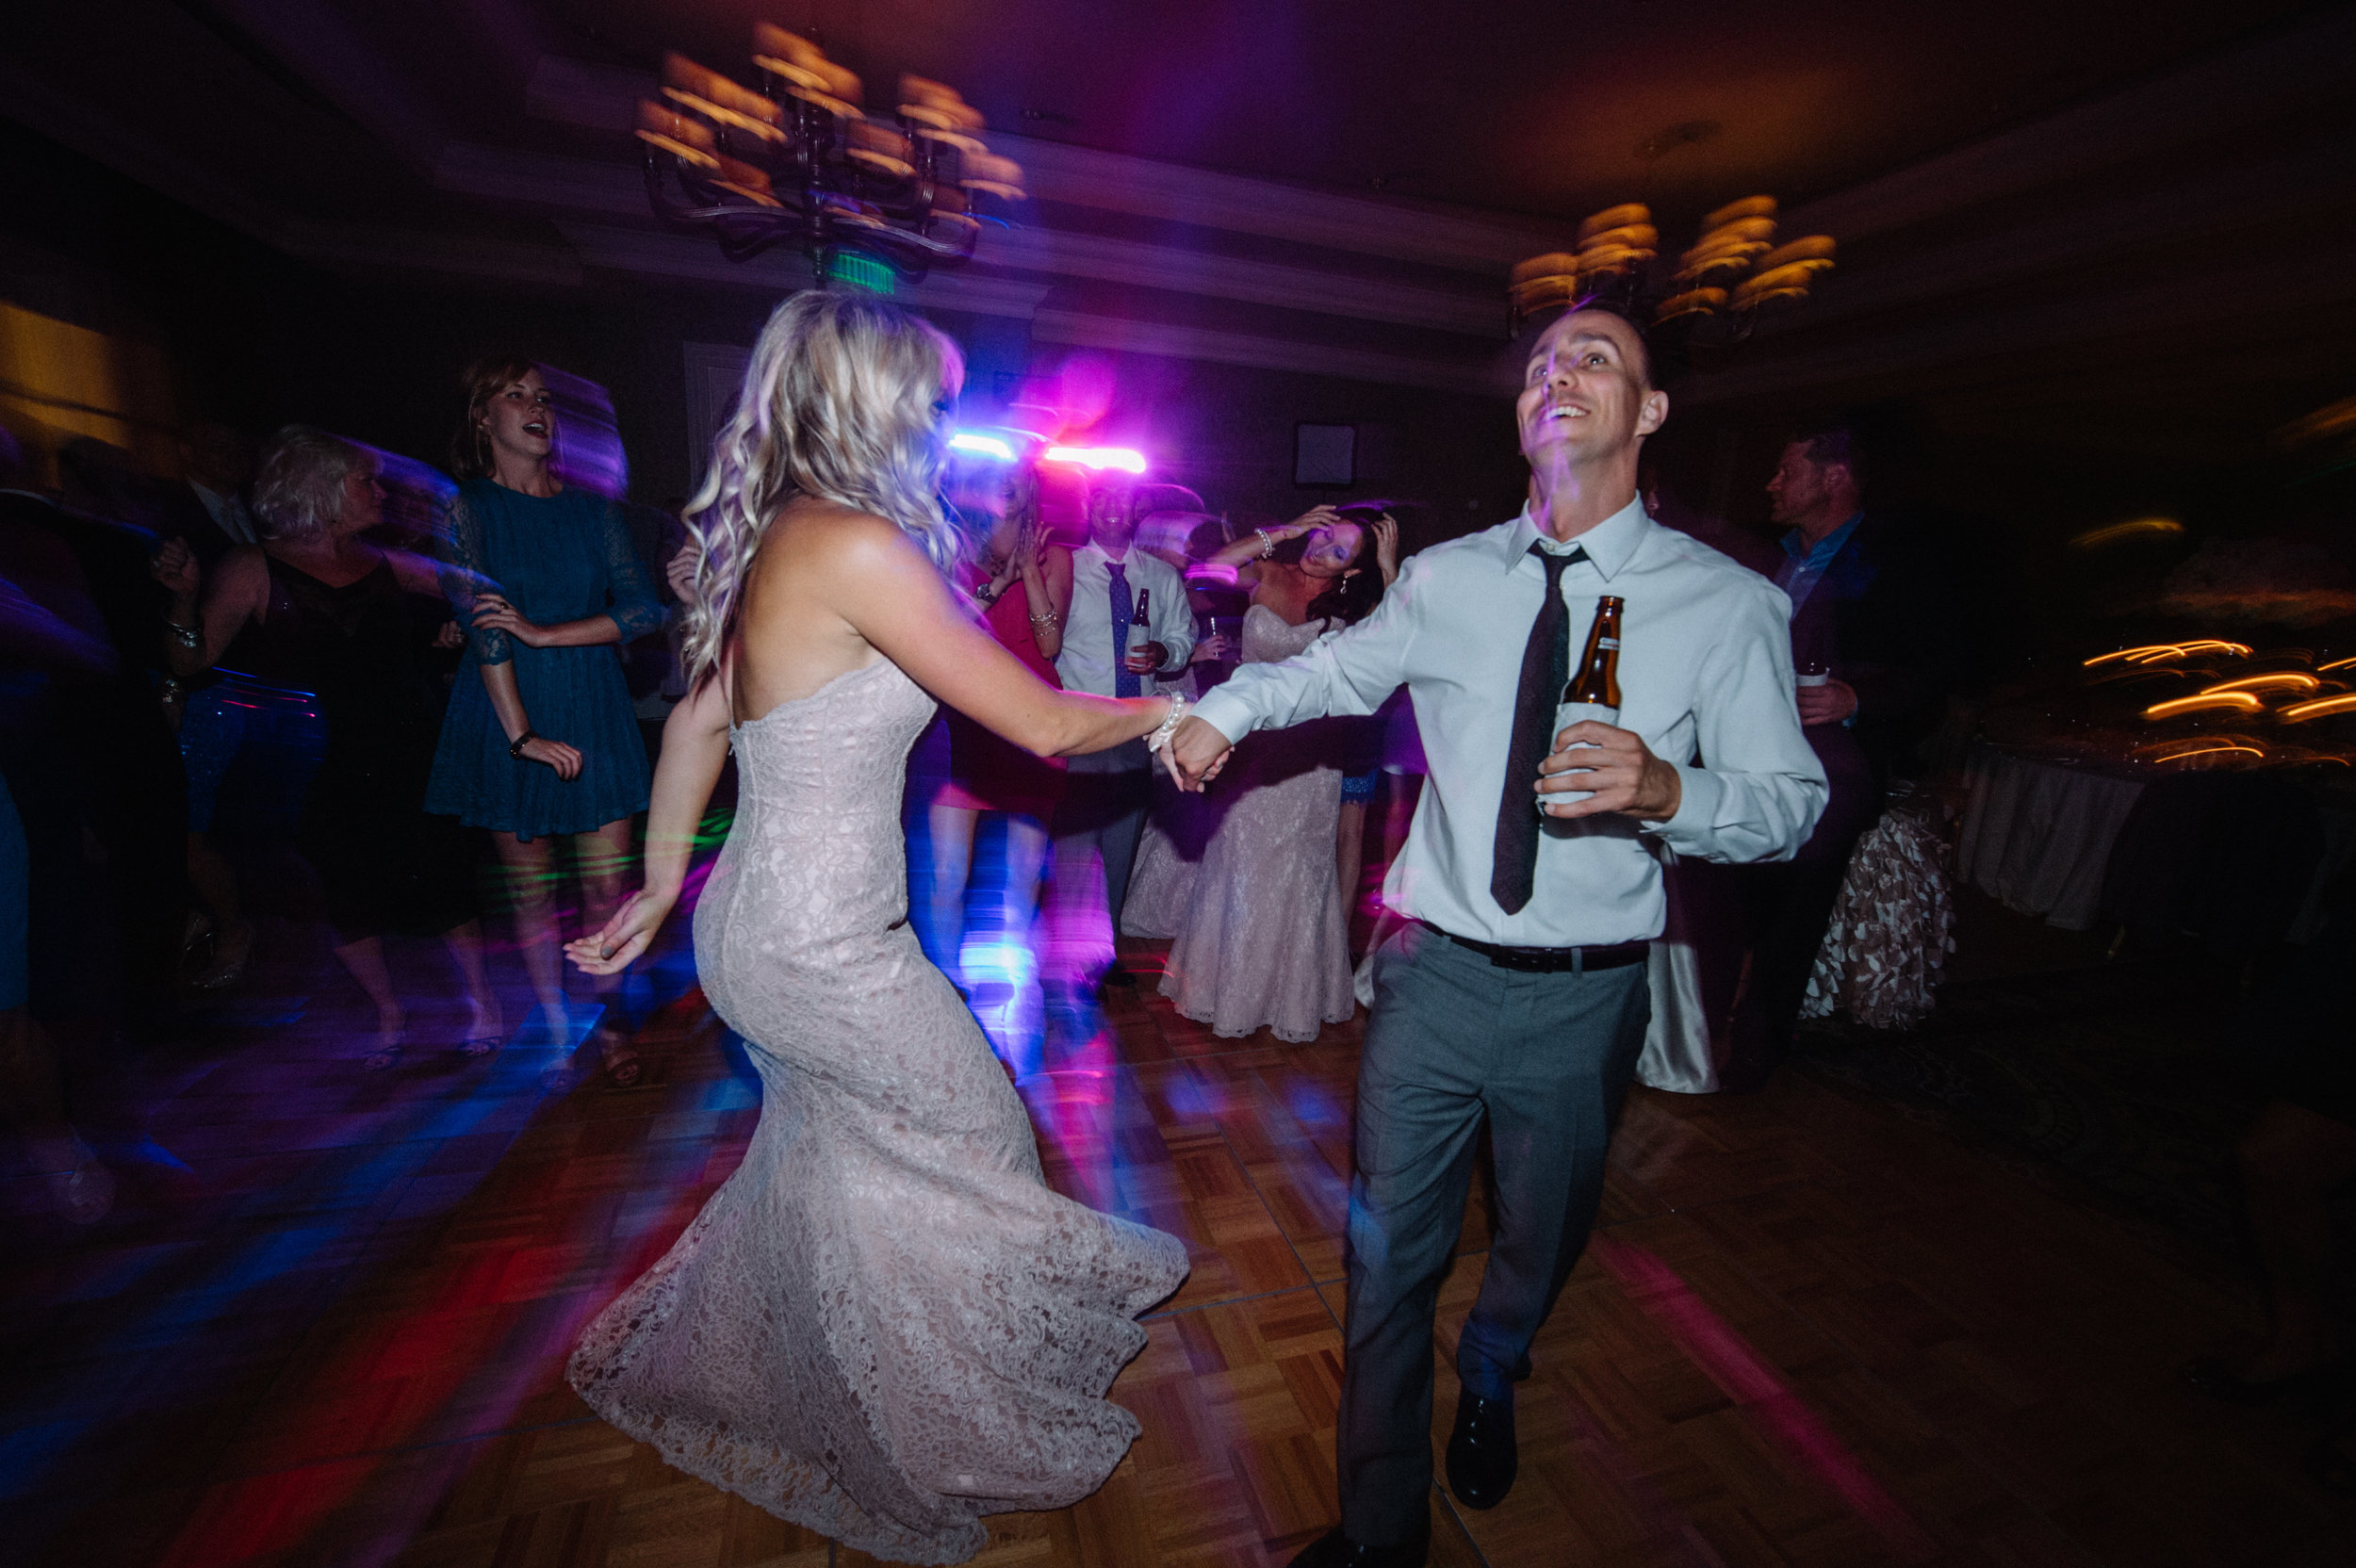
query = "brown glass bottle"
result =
(1126, 588, 1153, 666)
(1546, 596, 1623, 810)
(1560, 596, 1623, 715)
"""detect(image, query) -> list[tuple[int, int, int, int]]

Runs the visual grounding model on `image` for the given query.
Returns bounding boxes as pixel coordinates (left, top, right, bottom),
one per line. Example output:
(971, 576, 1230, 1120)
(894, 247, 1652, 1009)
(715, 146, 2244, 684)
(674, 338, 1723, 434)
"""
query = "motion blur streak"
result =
(2085, 640, 2253, 666)
(2282, 694, 2356, 722)
(2200, 673, 2321, 694)
(2143, 693, 2264, 718)
(2069, 516, 2184, 548)
(1595, 1238, 1939, 1562)
(948, 431, 1017, 461)
(1040, 445, 1148, 472)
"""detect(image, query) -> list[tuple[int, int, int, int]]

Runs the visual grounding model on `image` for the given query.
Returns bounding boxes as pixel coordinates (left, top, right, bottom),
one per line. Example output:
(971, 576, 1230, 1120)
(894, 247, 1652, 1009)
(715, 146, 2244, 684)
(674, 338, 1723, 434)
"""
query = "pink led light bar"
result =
(1040, 445, 1147, 473)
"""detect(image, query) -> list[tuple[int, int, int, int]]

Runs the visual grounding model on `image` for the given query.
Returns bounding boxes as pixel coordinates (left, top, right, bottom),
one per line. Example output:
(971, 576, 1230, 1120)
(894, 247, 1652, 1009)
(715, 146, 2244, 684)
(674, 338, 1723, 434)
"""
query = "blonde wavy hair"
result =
(680, 290, 964, 686)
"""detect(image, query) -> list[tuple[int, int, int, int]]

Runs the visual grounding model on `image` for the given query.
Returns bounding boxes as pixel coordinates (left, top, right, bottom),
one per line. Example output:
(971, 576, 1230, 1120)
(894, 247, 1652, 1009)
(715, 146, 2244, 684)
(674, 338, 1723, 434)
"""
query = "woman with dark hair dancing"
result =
(423, 359, 663, 1082)
(1122, 505, 1396, 1040)
(562, 291, 1186, 1561)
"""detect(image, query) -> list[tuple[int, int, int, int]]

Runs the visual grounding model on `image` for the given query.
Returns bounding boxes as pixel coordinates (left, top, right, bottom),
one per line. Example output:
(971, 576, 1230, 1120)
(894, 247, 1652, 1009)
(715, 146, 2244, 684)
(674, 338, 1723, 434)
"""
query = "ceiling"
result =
(5, 0, 2355, 463)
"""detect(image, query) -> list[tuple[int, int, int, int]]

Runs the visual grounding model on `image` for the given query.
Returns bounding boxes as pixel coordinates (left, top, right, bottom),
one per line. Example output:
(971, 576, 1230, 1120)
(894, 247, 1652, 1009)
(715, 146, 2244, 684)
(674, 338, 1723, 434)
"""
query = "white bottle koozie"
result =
(1542, 701, 1619, 810)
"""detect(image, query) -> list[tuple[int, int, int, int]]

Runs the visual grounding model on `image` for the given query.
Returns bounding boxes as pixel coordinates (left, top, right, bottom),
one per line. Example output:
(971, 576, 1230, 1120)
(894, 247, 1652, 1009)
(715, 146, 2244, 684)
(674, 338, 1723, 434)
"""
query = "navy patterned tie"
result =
(1491, 542, 1587, 916)
(1108, 561, 1139, 698)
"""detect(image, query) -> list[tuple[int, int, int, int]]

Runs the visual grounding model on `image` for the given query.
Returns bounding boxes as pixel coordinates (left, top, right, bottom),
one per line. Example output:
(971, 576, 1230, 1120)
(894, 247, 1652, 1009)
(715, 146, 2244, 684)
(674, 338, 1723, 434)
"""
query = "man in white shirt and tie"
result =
(1167, 305, 1826, 1566)
(1053, 475, 1195, 989)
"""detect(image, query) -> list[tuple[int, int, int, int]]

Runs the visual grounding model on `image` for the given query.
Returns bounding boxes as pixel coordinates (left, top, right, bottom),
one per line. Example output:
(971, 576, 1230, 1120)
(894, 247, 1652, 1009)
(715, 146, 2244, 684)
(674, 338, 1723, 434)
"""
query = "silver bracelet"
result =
(1146, 693, 1188, 754)
(165, 620, 202, 650)
(1254, 528, 1276, 560)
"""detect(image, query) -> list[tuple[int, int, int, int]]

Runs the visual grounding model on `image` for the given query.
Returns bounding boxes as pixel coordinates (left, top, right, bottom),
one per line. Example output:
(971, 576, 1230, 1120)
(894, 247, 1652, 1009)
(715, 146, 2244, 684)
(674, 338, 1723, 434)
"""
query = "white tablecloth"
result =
(1957, 747, 2147, 930)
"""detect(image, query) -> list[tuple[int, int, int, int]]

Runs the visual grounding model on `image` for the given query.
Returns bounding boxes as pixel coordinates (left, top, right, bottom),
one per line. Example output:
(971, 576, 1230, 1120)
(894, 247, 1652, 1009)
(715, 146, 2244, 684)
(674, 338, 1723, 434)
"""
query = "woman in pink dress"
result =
(926, 462, 1072, 1068)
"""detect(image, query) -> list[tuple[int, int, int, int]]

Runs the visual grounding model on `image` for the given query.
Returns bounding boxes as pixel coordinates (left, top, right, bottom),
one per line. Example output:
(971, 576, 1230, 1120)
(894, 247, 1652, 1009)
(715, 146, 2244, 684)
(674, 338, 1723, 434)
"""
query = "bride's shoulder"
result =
(753, 499, 921, 574)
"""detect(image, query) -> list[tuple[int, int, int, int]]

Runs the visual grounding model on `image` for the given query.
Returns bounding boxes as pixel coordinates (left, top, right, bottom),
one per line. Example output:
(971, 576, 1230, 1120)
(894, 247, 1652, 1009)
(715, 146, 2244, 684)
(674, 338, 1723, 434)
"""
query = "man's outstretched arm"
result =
(1168, 554, 1427, 789)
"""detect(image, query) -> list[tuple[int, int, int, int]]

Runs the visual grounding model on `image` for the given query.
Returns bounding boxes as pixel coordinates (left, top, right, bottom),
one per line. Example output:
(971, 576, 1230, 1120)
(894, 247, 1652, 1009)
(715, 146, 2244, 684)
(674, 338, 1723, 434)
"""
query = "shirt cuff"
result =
(1648, 761, 1726, 857)
(1190, 688, 1256, 746)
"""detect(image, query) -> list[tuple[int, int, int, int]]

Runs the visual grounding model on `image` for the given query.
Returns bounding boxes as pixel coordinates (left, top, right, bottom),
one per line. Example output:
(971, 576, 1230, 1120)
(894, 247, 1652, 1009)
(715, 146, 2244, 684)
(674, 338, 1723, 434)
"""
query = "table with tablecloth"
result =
(1956, 743, 2354, 941)
(1956, 745, 2151, 931)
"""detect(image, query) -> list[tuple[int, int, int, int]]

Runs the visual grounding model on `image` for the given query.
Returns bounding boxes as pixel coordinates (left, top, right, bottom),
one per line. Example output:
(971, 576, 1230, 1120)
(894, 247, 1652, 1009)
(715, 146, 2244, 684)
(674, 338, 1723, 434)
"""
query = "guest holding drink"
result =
(1717, 419, 1963, 1091)
(1163, 305, 1824, 1563)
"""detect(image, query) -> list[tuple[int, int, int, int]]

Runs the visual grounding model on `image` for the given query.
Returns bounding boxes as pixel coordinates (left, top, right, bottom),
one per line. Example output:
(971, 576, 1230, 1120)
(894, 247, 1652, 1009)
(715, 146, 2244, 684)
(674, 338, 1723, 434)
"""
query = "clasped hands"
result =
(470, 593, 548, 646)
(1161, 715, 1680, 822)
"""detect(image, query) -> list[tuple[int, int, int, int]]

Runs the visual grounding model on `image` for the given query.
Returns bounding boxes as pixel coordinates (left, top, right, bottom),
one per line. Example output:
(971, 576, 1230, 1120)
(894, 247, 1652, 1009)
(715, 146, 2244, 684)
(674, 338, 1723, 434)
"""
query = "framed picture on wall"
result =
(1295, 422, 1355, 487)
(683, 341, 753, 484)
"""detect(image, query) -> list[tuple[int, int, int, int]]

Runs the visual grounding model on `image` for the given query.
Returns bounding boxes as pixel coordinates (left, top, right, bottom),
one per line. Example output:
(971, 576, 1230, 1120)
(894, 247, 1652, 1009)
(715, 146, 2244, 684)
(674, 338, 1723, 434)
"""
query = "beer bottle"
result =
(1126, 588, 1153, 670)
(1548, 596, 1623, 801)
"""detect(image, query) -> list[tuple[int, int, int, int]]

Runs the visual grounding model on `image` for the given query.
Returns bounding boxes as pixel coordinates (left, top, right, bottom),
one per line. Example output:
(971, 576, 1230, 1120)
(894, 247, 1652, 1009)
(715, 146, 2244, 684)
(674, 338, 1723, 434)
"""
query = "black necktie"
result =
(1491, 542, 1586, 916)
(1107, 561, 1139, 697)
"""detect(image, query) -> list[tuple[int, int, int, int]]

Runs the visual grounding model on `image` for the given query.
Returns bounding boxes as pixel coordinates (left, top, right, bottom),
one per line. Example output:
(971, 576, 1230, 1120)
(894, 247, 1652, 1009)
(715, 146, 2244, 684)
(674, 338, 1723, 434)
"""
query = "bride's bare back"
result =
(727, 496, 1137, 760)
(727, 497, 896, 724)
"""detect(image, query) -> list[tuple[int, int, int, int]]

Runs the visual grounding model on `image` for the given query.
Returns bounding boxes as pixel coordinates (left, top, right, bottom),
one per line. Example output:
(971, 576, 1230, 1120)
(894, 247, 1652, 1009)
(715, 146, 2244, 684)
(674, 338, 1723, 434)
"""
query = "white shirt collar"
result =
(1500, 494, 1652, 581)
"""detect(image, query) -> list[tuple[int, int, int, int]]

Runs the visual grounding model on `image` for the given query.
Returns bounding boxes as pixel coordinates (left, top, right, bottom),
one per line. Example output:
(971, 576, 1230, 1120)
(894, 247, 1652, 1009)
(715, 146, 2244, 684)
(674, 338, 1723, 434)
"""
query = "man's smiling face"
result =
(1515, 310, 1665, 467)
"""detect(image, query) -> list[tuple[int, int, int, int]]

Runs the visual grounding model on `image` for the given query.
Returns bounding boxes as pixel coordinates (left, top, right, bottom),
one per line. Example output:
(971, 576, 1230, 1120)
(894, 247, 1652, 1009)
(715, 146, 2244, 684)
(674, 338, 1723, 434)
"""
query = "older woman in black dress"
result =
(158, 427, 498, 1069)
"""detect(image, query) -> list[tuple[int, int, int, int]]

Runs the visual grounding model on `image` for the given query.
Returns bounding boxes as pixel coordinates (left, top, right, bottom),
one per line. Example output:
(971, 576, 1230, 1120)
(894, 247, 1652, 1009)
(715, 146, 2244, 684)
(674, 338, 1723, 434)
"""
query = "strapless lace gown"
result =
(1123, 605, 1356, 1041)
(567, 657, 1188, 1563)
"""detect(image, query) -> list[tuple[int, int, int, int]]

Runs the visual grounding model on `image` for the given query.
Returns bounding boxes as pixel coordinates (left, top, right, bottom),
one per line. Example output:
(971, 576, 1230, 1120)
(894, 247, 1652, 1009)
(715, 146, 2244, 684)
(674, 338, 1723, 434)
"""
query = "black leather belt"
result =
(1417, 920, 1648, 973)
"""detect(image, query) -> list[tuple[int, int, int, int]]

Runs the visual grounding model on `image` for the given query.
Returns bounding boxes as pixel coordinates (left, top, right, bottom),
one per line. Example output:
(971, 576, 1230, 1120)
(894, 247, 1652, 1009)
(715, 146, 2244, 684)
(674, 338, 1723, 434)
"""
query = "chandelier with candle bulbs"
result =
(1508, 197, 1836, 341)
(633, 24, 1024, 286)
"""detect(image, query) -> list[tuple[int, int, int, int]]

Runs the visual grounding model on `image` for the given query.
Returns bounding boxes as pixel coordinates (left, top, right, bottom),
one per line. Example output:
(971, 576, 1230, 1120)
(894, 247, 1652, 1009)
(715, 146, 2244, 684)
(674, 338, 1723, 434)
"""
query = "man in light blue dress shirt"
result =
(1169, 306, 1826, 1566)
(1052, 476, 1194, 990)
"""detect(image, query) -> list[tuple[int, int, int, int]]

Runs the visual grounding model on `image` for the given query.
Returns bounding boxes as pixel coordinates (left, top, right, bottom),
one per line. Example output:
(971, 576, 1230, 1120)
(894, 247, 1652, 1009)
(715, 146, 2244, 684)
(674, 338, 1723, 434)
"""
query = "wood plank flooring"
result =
(2, 936, 2348, 1567)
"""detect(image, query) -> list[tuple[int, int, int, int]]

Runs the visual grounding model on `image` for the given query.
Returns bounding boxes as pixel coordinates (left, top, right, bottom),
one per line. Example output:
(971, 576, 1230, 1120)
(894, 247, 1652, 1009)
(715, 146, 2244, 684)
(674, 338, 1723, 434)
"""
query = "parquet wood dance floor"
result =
(2, 935, 2348, 1567)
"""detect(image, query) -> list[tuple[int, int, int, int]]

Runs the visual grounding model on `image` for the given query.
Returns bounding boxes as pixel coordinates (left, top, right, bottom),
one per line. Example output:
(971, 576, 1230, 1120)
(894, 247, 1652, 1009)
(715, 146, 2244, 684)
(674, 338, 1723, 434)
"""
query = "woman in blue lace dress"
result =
(425, 358, 663, 1081)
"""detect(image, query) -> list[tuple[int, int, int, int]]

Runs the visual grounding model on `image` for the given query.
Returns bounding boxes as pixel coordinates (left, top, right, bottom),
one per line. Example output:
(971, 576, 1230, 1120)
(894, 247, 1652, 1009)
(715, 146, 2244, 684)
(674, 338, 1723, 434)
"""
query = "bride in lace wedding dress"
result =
(564, 292, 1189, 1563)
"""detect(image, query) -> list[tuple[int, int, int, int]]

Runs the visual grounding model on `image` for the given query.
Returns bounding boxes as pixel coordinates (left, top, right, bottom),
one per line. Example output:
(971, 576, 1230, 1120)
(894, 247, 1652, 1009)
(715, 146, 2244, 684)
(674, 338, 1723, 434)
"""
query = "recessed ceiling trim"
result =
(1680, 239, 2356, 408)
(991, 225, 1502, 335)
(438, 142, 1505, 336)
(1781, 6, 2356, 244)
(555, 222, 1054, 319)
(1030, 310, 1500, 397)
(1765, 126, 2356, 339)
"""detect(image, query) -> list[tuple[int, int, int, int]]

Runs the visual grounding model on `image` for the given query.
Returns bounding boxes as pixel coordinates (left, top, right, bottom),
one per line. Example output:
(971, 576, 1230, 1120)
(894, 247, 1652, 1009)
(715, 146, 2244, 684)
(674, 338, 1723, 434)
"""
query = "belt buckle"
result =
(1489, 944, 1556, 972)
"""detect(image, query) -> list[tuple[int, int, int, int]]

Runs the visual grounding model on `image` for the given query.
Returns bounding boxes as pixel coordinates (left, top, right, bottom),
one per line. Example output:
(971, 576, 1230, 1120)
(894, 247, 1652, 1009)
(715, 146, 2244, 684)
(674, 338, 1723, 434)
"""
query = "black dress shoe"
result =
(1287, 1524, 1428, 1567)
(1446, 1391, 1517, 1510)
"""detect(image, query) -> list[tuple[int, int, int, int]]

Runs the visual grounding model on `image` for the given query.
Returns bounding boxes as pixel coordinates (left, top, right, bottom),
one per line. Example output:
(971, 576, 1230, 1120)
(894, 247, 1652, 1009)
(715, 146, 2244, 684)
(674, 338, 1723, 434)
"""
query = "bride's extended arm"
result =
(835, 517, 1172, 759)
(565, 676, 732, 975)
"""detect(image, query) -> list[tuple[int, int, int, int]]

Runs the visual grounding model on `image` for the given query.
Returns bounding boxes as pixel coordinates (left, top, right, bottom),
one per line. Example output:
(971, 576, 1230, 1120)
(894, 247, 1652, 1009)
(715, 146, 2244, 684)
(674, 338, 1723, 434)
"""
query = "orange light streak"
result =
(2143, 692, 2264, 719)
(2070, 516, 2184, 548)
(2151, 743, 2266, 762)
(2319, 656, 2356, 673)
(2282, 694, 2356, 723)
(2086, 640, 2253, 666)
(2201, 673, 2321, 695)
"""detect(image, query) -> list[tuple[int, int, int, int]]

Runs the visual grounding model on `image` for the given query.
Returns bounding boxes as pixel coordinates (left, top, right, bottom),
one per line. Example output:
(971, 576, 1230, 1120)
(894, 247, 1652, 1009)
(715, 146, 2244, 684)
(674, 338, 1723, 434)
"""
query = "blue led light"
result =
(948, 432, 1018, 461)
